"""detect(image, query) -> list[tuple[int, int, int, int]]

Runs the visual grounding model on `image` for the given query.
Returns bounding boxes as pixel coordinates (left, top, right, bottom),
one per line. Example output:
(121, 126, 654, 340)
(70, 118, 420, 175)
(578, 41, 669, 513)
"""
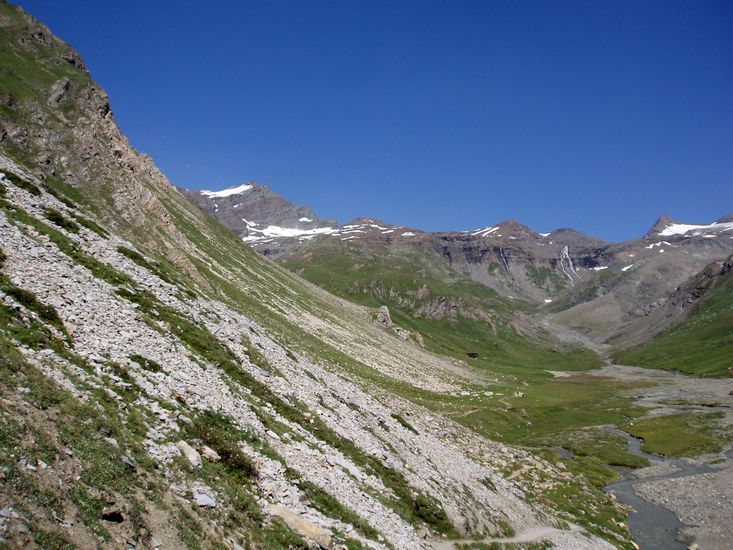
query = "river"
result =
(594, 366, 733, 549)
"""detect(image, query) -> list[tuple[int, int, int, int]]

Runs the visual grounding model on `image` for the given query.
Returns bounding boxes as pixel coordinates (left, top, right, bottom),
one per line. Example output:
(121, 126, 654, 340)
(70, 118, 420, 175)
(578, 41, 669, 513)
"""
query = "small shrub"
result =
(5, 172, 41, 196)
(42, 183, 77, 209)
(300, 480, 379, 539)
(0, 283, 66, 335)
(190, 411, 258, 482)
(44, 208, 80, 233)
(129, 354, 162, 373)
(71, 212, 108, 237)
(391, 413, 419, 435)
(241, 334, 274, 373)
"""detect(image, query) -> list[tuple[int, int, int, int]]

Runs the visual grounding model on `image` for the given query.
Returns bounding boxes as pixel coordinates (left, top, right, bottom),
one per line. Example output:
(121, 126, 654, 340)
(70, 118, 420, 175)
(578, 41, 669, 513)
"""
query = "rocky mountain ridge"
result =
(189, 179, 733, 353)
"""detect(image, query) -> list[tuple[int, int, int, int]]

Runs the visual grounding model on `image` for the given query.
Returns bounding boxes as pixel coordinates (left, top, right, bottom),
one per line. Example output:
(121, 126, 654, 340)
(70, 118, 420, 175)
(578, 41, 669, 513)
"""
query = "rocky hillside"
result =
(0, 3, 623, 549)
(613, 254, 733, 377)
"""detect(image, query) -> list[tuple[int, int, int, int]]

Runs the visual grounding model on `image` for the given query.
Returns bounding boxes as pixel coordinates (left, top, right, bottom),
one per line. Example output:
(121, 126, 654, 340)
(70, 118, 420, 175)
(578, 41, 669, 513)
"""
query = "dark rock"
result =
(101, 507, 124, 523)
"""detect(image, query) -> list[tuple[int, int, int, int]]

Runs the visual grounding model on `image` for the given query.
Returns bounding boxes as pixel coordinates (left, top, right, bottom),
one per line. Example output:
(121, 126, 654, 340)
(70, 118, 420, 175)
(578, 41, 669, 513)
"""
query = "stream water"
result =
(602, 427, 733, 549)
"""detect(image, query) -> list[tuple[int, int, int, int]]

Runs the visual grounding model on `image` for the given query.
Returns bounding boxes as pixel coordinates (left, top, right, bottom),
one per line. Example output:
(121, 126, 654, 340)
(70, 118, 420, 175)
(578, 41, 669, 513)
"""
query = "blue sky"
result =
(18, 0, 733, 241)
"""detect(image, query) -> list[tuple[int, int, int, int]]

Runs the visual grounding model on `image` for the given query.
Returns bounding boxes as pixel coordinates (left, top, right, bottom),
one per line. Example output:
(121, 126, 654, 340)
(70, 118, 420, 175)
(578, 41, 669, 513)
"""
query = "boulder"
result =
(375, 305, 392, 329)
(176, 440, 202, 468)
(200, 445, 221, 463)
(193, 491, 216, 508)
(266, 504, 332, 549)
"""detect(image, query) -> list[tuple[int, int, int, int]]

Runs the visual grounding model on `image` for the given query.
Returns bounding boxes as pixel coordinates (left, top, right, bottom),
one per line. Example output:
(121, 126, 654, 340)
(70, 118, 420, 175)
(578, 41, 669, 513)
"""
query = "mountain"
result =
(183, 183, 337, 247)
(645, 214, 681, 237)
(0, 3, 627, 549)
(190, 176, 733, 353)
(613, 254, 733, 376)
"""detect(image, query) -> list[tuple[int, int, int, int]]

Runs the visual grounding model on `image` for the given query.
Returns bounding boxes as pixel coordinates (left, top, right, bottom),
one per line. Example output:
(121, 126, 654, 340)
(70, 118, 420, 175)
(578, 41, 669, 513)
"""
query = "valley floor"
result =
(593, 365, 733, 550)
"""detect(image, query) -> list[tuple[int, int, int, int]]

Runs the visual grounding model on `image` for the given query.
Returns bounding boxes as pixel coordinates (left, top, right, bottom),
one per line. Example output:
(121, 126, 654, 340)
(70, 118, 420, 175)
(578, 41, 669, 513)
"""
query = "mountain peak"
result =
(199, 182, 257, 198)
(545, 227, 607, 247)
(646, 214, 681, 236)
(344, 217, 392, 227)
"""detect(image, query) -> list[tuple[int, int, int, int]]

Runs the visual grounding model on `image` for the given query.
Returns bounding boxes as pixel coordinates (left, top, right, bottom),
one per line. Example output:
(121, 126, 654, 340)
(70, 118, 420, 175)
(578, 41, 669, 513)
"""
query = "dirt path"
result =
(429, 523, 609, 550)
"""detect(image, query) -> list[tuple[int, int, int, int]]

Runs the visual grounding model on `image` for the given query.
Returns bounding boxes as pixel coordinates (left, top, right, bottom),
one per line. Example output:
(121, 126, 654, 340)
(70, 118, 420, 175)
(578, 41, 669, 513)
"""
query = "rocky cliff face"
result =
(0, 3, 619, 549)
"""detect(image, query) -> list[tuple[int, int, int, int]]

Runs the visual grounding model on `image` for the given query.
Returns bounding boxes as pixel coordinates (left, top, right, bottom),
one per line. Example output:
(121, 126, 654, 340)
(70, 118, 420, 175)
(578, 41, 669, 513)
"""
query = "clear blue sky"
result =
(18, 0, 733, 241)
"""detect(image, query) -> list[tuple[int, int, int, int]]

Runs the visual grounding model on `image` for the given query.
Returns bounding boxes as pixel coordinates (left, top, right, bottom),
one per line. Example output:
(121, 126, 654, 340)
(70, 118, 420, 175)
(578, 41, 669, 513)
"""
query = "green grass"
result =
(2, 170, 42, 196)
(128, 353, 162, 372)
(526, 265, 564, 292)
(0, 198, 134, 287)
(614, 273, 733, 377)
(544, 429, 649, 469)
(0, 3, 90, 109)
(625, 413, 726, 456)
(391, 412, 419, 434)
(188, 411, 258, 482)
(70, 212, 108, 237)
(117, 245, 195, 295)
(44, 208, 79, 233)
(280, 238, 602, 376)
(241, 332, 278, 374)
(0, 275, 67, 336)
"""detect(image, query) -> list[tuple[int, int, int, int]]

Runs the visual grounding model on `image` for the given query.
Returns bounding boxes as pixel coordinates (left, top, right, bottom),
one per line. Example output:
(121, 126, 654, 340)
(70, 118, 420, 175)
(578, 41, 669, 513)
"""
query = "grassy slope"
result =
(280, 238, 601, 374)
(614, 272, 733, 377)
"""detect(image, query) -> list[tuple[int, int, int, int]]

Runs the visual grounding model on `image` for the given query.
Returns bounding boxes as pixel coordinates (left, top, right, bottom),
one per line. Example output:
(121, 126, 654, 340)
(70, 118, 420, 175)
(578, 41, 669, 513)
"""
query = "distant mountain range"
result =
(187, 182, 733, 371)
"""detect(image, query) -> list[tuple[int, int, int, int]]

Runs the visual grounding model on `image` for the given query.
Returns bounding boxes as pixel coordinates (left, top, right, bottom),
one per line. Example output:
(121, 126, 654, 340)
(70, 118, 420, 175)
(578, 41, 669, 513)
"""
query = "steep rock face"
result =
(0, 3, 198, 271)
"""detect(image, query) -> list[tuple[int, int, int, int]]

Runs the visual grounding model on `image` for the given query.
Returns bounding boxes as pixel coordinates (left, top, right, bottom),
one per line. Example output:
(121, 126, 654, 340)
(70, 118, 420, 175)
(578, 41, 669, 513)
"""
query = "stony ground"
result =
(635, 465, 733, 549)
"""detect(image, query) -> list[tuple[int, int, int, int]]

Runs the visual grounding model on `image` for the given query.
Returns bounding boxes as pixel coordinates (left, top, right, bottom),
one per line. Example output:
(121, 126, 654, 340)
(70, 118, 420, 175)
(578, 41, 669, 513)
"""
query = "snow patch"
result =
(539, 232, 551, 237)
(471, 226, 499, 237)
(201, 183, 253, 198)
(243, 225, 338, 242)
(298, 217, 313, 222)
(658, 221, 733, 237)
(646, 241, 677, 249)
(544, 299, 553, 303)
(621, 264, 634, 272)
(591, 266, 608, 271)
(402, 232, 416, 237)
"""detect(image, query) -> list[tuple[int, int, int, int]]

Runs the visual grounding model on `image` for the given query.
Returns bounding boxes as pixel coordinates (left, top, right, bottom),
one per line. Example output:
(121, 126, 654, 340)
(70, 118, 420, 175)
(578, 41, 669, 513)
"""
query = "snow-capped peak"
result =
(200, 183, 254, 198)
(657, 221, 733, 237)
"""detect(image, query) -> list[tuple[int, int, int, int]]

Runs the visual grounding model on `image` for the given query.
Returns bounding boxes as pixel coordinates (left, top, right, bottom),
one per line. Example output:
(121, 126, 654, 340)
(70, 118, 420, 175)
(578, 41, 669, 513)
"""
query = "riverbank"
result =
(594, 365, 733, 549)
